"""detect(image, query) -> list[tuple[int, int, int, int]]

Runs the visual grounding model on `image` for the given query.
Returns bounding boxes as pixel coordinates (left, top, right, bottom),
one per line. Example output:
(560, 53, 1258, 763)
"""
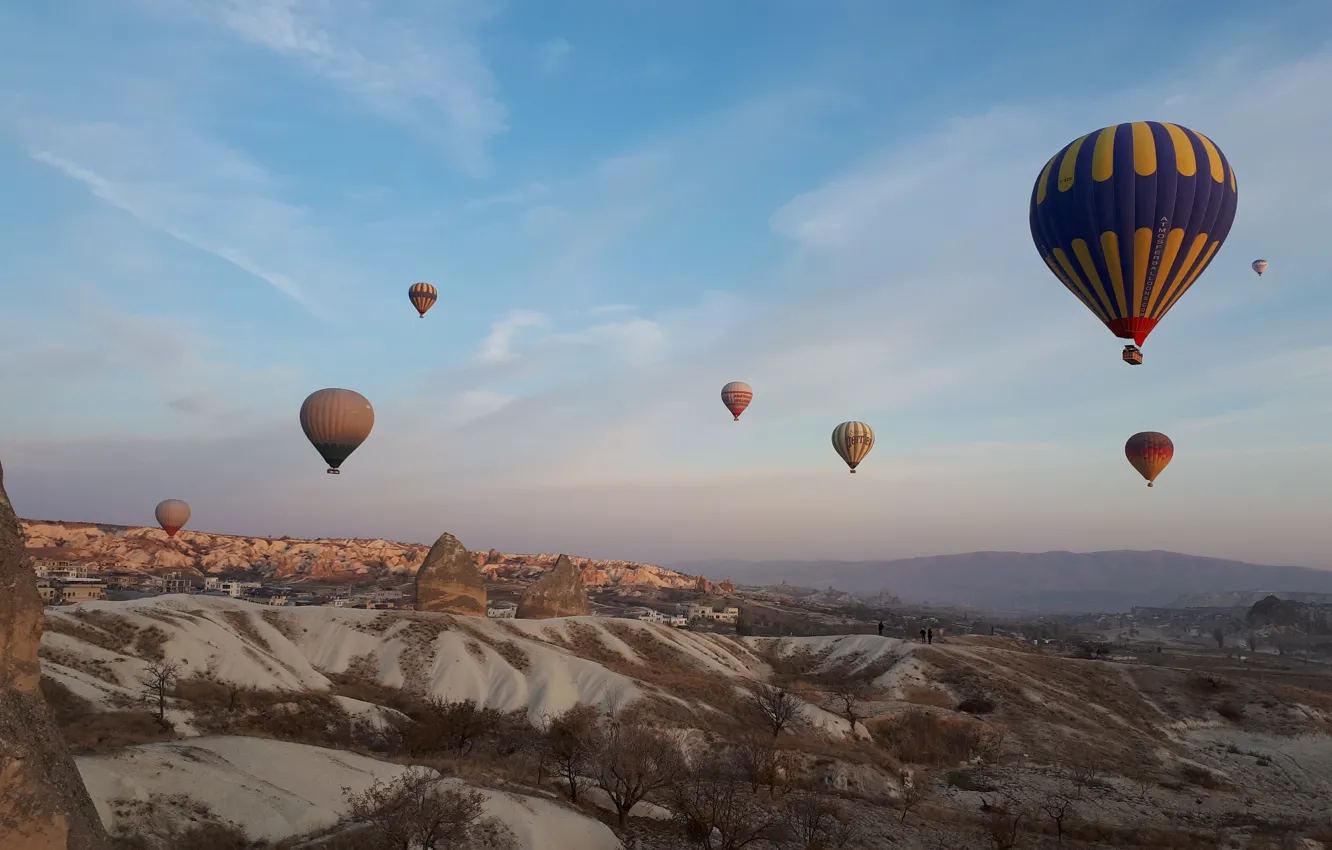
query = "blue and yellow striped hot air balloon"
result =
(1029, 122, 1238, 364)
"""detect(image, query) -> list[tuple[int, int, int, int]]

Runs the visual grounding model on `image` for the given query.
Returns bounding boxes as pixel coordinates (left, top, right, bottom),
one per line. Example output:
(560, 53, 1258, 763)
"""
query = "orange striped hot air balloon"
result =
(154, 499, 190, 538)
(1125, 431, 1173, 487)
(720, 381, 753, 421)
(408, 282, 438, 318)
(300, 389, 375, 475)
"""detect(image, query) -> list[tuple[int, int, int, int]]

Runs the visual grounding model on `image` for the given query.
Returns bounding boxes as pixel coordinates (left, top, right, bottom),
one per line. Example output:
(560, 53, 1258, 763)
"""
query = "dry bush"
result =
(1177, 762, 1226, 790)
(671, 763, 787, 850)
(107, 793, 258, 850)
(868, 709, 1002, 766)
(221, 610, 271, 653)
(1215, 699, 1246, 722)
(957, 695, 996, 715)
(903, 686, 955, 708)
(1186, 673, 1237, 695)
(465, 640, 487, 663)
(541, 703, 605, 804)
(345, 767, 518, 850)
(452, 621, 533, 673)
(753, 640, 836, 685)
(746, 683, 806, 739)
(260, 609, 301, 643)
(131, 626, 169, 661)
(39, 644, 121, 684)
(182, 685, 387, 752)
(39, 675, 176, 753)
(394, 617, 455, 691)
(595, 710, 687, 829)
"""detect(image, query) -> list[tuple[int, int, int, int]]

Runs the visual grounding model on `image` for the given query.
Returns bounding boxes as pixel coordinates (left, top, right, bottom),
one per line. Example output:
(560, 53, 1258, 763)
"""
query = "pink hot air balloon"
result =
(720, 381, 753, 421)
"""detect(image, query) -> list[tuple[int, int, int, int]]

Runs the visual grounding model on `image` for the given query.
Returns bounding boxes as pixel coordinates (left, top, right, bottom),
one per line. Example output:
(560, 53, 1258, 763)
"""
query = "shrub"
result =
(869, 709, 1001, 766)
(957, 695, 996, 715)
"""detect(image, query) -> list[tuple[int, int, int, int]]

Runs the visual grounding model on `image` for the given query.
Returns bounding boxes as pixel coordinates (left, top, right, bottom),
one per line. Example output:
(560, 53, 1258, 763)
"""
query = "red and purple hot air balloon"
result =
(1125, 431, 1174, 488)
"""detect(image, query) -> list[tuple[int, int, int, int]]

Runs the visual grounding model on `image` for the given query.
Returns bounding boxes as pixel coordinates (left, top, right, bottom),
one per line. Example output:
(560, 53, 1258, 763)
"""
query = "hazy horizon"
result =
(3, 2, 1332, 567)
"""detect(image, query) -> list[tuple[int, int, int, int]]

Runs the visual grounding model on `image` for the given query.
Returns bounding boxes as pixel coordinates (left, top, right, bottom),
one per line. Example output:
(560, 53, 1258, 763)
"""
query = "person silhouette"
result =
(927, 628, 934, 645)
(919, 628, 926, 642)
(877, 621, 884, 637)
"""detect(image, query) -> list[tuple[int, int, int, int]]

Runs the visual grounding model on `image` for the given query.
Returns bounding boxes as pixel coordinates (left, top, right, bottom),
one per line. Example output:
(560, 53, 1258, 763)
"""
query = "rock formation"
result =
(20, 519, 712, 589)
(414, 533, 486, 616)
(516, 554, 591, 620)
(0, 461, 111, 848)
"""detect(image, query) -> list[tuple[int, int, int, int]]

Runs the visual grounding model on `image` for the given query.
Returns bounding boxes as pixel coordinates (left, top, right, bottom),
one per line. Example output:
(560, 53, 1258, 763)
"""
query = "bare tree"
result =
(139, 659, 182, 723)
(780, 792, 855, 850)
(672, 766, 786, 850)
(1246, 632, 1260, 652)
(1039, 791, 1075, 849)
(983, 792, 1027, 850)
(732, 734, 780, 795)
(1067, 752, 1102, 801)
(747, 683, 804, 740)
(1133, 772, 1155, 802)
(541, 703, 605, 804)
(898, 768, 932, 824)
(344, 766, 516, 850)
(1211, 626, 1225, 650)
(815, 663, 878, 731)
(595, 710, 686, 829)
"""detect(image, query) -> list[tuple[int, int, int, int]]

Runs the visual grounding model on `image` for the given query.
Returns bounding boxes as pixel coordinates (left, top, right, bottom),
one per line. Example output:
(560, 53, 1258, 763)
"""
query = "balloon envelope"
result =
(300, 389, 375, 473)
(832, 421, 875, 473)
(1125, 431, 1174, 487)
(154, 499, 190, 538)
(408, 282, 438, 318)
(720, 381, 753, 421)
(1030, 122, 1239, 347)
(1252, 259, 1268, 276)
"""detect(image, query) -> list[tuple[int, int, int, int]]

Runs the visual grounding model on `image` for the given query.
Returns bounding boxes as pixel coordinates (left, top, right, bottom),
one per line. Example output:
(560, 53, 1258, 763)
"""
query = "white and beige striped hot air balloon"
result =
(155, 499, 191, 538)
(832, 421, 875, 474)
(720, 381, 753, 421)
(1251, 259, 1268, 276)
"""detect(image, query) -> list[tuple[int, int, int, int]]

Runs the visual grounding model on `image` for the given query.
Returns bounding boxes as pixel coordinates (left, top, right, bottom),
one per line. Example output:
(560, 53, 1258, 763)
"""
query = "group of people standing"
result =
(875, 620, 935, 644)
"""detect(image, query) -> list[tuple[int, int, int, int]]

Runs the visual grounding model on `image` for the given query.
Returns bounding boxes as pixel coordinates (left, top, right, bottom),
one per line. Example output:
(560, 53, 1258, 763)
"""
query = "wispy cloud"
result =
(536, 37, 571, 75)
(22, 120, 328, 316)
(475, 310, 549, 363)
(184, 0, 509, 175)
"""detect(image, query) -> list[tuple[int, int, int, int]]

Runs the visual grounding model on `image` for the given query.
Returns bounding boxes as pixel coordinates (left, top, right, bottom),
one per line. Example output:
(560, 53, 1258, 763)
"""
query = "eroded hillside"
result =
(37, 596, 1332, 848)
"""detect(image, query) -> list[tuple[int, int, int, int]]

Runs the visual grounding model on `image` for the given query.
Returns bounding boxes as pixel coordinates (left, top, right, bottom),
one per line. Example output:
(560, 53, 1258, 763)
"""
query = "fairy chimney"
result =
(516, 554, 591, 620)
(414, 533, 486, 616)
(0, 458, 112, 848)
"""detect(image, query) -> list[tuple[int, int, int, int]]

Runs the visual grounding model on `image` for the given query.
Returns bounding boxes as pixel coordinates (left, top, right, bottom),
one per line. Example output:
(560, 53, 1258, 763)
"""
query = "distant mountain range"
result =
(666, 550, 1332, 613)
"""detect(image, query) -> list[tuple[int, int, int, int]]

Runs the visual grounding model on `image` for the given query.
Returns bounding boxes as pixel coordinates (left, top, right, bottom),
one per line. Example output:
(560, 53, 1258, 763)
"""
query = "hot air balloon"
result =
(1125, 431, 1174, 488)
(720, 381, 753, 421)
(1252, 259, 1268, 276)
(154, 499, 190, 538)
(408, 282, 438, 318)
(300, 388, 375, 475)
(832, 421, 875, 474)
(1030, 122, 1239, 365)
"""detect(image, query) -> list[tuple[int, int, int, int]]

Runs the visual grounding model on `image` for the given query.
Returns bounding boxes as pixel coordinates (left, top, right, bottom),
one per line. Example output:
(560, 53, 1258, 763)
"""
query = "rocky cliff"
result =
(18, 519, 719, 589)
(1, 466, 111, 847)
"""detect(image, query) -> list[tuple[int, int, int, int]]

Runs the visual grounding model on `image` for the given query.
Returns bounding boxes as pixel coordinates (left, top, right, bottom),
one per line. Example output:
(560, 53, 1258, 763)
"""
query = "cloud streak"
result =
(199, 0, 509, 175)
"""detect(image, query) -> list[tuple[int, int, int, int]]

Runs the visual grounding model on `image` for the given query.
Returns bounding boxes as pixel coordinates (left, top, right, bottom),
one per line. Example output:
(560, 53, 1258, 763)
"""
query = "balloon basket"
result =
(327, 469, 340, 475)
(1122, 345, 1143, 365)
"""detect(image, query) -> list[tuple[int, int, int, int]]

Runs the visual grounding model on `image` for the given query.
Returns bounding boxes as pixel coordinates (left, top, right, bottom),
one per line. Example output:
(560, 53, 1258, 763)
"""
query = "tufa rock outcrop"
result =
(516, 554, 591, 620)
(0, 460, 111, 848)
(414, 533, 486, 616)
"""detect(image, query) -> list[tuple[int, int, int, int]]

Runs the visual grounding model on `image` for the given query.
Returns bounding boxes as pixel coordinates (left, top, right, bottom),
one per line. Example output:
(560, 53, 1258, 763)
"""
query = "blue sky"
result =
(3, 0, 1332, 567)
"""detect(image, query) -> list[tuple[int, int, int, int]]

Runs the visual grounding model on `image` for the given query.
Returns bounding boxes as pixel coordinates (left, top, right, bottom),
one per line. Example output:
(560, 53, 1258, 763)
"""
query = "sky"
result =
(3, 1, 1332, 568)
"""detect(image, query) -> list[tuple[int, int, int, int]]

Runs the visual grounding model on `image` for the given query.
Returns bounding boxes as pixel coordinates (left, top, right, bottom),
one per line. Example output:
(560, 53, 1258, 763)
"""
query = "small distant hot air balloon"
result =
(1252, 259, 1268, 276)
(300, 389, 375, 475)
(155, 499, 191, 538)
(408, 282, 438, 318)
(1125, 431, 1174, 488)
(720, 381, 753, 421)
(832, 421, 875, 474)
(1030, 122, 1239, 364)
